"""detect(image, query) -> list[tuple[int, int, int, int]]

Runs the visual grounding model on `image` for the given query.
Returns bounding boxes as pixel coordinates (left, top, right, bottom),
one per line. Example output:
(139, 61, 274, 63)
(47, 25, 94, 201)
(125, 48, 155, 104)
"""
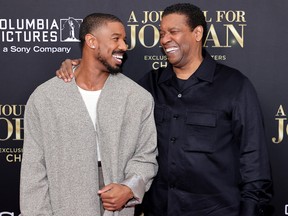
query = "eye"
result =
(170, 30, 178, 35)
(113, 37, 119, 42)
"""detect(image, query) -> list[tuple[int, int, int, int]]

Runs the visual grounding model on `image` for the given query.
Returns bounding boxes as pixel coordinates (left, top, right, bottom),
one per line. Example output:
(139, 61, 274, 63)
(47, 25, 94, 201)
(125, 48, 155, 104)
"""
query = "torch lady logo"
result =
(60, 17, 82, 42)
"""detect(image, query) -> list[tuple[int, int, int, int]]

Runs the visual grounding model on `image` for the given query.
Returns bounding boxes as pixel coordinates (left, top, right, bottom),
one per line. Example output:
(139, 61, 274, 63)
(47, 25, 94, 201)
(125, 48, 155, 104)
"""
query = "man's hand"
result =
(56, 58, 81, 82)
(98, 183, 134, 211)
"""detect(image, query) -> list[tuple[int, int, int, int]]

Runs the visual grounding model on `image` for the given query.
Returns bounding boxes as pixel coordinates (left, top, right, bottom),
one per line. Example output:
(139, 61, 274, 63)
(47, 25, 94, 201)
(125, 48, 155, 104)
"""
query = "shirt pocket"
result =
(183, 111, 217, 153)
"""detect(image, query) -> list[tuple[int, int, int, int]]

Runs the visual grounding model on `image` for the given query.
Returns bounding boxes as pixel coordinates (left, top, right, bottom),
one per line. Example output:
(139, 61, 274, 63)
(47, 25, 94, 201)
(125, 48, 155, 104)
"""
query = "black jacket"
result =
(138, 50, 272, 216)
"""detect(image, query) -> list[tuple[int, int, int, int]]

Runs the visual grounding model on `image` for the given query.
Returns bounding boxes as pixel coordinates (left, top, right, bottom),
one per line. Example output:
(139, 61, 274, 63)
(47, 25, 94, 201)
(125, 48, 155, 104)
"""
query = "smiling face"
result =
(160, 13, 202, 69)
(92, 21, 127, 74)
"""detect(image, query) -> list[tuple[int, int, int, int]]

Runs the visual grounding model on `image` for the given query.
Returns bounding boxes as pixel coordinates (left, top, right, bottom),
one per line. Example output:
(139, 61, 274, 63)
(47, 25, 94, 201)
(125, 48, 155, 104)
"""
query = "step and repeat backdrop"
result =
(1, 0, 288, 215)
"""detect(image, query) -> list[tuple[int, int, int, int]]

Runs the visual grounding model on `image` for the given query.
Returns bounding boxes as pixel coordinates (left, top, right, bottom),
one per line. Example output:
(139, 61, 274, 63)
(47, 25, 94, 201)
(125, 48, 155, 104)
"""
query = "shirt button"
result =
(170, 137, 176, 143)
(173, 114, 179, 119)
(177, 93, 182, 98)
(169, 184, 175, 189)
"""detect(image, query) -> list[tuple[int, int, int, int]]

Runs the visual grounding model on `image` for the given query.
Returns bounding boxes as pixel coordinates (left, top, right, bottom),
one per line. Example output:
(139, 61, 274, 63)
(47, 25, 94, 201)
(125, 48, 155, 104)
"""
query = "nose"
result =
(160, 33, 171, 46)
(119, 39, 128, 51)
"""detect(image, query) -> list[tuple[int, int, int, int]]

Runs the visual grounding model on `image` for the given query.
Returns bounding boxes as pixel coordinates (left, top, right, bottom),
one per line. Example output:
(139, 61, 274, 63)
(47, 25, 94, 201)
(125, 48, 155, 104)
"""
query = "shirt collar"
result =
(158, 49, 216, 84)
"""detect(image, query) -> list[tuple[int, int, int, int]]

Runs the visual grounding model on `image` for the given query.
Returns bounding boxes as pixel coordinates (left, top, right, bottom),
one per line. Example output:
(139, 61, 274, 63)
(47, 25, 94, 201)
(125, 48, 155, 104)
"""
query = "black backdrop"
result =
(1, 0, 288, 215)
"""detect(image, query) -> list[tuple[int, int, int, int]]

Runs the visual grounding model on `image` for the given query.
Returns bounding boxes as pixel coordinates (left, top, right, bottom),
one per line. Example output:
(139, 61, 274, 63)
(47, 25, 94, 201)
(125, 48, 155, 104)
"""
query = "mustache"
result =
(112, 50, 126, 55)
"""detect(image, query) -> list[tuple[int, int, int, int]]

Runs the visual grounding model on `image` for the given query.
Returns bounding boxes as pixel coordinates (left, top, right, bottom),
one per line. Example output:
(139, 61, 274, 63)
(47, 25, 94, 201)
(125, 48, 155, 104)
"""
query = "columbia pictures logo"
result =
(60, 17, 82, 42)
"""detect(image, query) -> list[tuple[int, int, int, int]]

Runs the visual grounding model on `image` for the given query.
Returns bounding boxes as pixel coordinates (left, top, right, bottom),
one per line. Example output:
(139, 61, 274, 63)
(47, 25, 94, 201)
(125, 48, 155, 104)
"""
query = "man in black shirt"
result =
(56, 3, 272, 215)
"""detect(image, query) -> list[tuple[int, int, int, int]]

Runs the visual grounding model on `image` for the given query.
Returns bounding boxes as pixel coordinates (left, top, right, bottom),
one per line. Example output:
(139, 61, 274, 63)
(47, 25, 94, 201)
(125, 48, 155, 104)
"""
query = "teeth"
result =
(166, 47, 178, 53)
(113, 55, 123, 59)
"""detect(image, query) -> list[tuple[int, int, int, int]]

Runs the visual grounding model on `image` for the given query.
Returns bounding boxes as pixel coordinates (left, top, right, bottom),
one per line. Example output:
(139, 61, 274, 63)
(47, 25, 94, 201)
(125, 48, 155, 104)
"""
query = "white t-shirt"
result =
(77, 86, 102, 161)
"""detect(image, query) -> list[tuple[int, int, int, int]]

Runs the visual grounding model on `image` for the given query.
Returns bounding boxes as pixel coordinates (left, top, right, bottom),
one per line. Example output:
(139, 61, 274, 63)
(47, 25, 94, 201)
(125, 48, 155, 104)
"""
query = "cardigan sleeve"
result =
(20, 93, 53, 216)
(121, 96, 158, 206)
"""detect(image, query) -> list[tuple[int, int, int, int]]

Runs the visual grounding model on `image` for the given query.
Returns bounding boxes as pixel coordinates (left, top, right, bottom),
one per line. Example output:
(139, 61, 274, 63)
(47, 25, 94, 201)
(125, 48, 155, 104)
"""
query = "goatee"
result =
(97, 49, 123, 75)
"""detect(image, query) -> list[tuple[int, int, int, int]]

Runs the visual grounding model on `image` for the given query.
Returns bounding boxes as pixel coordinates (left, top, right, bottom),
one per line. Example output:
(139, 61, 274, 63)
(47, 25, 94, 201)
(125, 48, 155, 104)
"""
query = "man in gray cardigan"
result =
(20, 13, 158, 216)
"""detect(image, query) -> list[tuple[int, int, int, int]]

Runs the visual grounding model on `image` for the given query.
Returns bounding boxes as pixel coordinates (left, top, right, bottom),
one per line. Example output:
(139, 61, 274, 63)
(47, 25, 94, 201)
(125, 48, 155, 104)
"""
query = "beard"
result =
(97, 50, 122, 75)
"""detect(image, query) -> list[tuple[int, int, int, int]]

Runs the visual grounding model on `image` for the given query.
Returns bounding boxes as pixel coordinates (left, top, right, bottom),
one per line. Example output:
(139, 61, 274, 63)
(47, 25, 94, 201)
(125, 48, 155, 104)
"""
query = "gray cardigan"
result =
(20, 73, 158, 216)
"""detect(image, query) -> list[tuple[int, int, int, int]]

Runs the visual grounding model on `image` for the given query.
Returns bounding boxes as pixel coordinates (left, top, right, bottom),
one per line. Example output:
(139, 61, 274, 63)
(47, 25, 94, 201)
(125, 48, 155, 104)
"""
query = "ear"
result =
(85, 33, 96, 49)
(194, 25, 204, 42)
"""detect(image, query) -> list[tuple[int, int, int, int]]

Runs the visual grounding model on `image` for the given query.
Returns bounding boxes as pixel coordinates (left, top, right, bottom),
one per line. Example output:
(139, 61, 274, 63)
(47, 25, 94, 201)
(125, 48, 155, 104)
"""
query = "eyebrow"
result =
(159, 27, 180, 32)
(111, 33, 126, 39)
(111, 33, 122, 37)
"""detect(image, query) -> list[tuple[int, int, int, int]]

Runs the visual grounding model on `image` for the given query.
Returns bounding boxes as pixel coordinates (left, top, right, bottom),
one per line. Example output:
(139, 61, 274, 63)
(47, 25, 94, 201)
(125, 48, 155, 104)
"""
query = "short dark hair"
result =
(79, 13, 123, 48)
(163, 3, 207, 45)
